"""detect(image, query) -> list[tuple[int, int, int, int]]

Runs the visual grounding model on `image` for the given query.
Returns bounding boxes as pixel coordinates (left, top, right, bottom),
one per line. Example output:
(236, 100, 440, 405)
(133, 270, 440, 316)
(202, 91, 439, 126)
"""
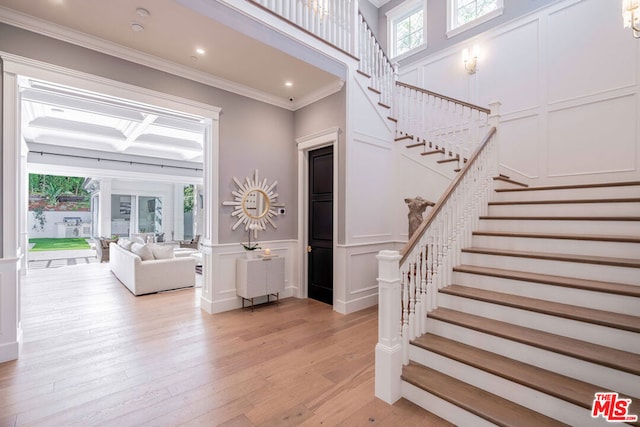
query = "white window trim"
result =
(446, 0, 504, 39)
(386, 0, 426, 60)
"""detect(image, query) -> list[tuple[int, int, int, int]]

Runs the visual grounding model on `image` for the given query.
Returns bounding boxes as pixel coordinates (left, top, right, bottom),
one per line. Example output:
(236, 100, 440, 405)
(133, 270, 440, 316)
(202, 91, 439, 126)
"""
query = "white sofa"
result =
(109, 242, 195, 296)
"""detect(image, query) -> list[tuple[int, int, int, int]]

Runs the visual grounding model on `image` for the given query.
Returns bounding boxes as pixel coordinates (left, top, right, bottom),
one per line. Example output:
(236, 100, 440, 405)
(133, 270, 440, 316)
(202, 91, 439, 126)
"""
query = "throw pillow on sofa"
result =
(131, 243, 155, 261)
(117, 238, 133, 251)
(150, 244, 174, 260)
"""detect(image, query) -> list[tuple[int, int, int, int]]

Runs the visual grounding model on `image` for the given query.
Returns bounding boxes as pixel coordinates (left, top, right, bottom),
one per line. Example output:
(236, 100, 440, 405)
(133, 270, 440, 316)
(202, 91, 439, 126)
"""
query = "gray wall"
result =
(294, 88, 346, 244)
(0, 22, 297, 246)
(359, 0, 380, 36)
(378, 0, 558, 65)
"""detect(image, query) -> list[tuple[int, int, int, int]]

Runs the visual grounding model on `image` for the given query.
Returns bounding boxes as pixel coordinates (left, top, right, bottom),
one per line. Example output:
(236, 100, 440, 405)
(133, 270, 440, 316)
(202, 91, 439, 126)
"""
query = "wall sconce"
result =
(623, 0, 640, 38)
(462, 45, 480, 74)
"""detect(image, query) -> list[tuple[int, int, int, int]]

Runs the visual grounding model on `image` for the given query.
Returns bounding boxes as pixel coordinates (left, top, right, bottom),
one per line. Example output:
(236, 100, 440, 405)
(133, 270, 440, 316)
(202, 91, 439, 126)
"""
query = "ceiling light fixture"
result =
(196, 48, 206, 55)
(136, 7, 150, 17)
(285, 81, 293, 87)
(131, 23, 145, 33)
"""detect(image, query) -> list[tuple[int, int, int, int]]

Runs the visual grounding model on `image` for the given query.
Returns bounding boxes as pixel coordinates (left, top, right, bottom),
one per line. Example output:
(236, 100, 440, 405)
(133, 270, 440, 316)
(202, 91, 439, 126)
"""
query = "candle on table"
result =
(264, 248, 271, 256)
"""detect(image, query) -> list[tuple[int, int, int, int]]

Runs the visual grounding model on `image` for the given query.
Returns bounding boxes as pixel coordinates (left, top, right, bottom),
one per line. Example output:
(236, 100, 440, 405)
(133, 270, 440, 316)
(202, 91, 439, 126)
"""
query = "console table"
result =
(236, 256, 284, 310)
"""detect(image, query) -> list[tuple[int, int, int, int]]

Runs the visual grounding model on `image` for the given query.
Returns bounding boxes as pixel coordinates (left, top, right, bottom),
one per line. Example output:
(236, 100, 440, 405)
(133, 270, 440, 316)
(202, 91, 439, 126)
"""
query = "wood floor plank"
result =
(0, 263, 431, 426)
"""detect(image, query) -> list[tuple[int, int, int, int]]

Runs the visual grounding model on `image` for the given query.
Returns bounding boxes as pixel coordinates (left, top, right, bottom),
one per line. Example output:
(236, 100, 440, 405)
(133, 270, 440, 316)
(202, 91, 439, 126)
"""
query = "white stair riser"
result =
(401, 381, 496, 427)
(452, 270, 640, 316)
(438, 293, 640, 353)
(493, 186, 640, 203)
(471, 235, 640, 259)
(408, 346, 607, 427)
(477, 218, 640, 236)
(426, 319, 640, 397)
(460, 252, 640, 286)
(488, 202, 640, 217)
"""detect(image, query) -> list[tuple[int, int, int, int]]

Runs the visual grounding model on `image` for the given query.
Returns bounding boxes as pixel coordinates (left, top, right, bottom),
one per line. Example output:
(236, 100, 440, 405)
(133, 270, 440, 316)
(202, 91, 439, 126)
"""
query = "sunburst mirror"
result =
(222, 170, 282, 237)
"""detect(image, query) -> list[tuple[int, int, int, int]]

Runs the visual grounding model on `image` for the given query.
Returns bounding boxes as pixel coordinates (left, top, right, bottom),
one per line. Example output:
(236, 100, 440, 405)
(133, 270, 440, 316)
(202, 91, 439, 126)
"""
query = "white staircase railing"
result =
(395, 82, 492, 163)
(358, 14, 395, 107)
(376, 112, 500, 403)
(246, 0, 396, 107)
(248, 0, 358, 56)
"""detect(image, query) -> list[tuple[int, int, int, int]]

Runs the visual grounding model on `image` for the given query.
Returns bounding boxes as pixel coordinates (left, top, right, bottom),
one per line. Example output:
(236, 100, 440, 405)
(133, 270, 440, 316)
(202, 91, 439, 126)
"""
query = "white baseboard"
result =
(0, 340, 20, 363)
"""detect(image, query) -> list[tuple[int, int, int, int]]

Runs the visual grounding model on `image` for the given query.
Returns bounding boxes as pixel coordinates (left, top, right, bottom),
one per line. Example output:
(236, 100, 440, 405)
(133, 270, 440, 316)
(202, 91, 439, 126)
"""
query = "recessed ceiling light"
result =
(285, 81, 293, 87)
(131, 22, 144, 32)
(136, 7, 150, 17)
(196, 48, 205, 55)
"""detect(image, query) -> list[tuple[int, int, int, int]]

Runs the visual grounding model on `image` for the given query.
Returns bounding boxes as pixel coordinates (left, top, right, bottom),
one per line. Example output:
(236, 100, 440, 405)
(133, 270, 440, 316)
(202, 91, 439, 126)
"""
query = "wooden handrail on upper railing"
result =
(244, 0, 359, 60)
(396, 81, 491, 114)
(400, 126, 497, 265)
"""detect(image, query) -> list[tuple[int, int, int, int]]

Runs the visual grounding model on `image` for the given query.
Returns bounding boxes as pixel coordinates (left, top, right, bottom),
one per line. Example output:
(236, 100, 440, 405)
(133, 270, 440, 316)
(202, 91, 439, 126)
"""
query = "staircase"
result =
(399, 180, 640, 426)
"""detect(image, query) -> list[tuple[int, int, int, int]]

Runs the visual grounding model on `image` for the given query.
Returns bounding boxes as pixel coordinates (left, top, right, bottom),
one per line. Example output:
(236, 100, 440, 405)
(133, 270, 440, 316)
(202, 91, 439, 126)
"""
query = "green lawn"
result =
(29, 238, 91, 251)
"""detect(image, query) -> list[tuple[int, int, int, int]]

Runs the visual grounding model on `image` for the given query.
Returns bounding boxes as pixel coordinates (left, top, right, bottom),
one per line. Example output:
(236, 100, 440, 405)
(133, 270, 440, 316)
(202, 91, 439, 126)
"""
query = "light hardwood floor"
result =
(0, 263, 450, 427)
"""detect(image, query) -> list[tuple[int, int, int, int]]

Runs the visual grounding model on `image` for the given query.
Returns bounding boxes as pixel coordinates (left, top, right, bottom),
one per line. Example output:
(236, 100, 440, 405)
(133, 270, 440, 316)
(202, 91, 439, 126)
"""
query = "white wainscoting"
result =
(347, 132, 395, 245)
(203, 240, 299, 313)
(334, 241, 404, 314)
(397, 0, 640, 185)
(0, 257, 21, 363)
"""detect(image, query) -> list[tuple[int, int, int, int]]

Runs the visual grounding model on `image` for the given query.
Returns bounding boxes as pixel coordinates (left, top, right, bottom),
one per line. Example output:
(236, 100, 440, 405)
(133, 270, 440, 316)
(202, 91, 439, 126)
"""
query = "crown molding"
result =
(0, 5, 315, 110)
(293, 79, 345, 110)
(367, 0, 391, 7)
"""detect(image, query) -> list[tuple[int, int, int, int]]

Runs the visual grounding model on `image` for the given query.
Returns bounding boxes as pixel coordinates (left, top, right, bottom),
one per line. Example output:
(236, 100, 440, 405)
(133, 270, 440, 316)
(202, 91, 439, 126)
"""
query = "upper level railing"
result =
(394, 82, 491, 164)
(248, 0, 358, 56)
(247, 0, 396, 106)
(358, 14, 395, 107)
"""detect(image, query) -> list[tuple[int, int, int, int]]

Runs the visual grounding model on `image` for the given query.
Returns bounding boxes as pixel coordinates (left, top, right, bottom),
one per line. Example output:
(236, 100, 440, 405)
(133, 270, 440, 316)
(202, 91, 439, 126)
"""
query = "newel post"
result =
(375, 250, 403, 404)
(488, 101, 501, 173)
(488, 101, 501, 128)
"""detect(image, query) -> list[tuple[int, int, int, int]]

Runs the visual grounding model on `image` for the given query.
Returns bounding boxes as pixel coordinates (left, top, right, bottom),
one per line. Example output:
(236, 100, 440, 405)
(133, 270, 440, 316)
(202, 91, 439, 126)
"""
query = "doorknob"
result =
(307, 245, 312, 253)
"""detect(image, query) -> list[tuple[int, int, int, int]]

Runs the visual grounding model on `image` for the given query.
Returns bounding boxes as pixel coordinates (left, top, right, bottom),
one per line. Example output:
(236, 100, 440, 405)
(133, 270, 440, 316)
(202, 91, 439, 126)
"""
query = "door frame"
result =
(1, 52, 222, 362)
(296, 127, 340, 302)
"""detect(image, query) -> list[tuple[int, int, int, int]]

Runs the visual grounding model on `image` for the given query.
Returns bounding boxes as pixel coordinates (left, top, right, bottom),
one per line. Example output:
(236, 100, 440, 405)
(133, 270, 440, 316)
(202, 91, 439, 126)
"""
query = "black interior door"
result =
(308, 146, 333, 305)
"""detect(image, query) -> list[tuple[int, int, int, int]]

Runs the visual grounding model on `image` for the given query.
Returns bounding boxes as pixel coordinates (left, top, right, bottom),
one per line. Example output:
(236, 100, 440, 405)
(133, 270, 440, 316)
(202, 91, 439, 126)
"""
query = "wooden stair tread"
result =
(495, 181, 640, 193)
(437, 157, 459, 164)
(489, 197, 640, 206)
(412, 333, 640, 417)
(462, 247, 640, 269)
(479, 215, 640, 221)
(421, 149, 445, 156)
(367, 86, 381, 94)
(394, 135, 413, 142)
(378, 101, 391, 109)
(472, 230, 640, 243)
(452, 264, 640, 297)
(429, 308, 640, 375)
(405, 142, 426, 149)
(402, 362, 569, 427)
(493, 175, 529, 187)
(387, 116, 398, 122)
(442, 285, 640, 332)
